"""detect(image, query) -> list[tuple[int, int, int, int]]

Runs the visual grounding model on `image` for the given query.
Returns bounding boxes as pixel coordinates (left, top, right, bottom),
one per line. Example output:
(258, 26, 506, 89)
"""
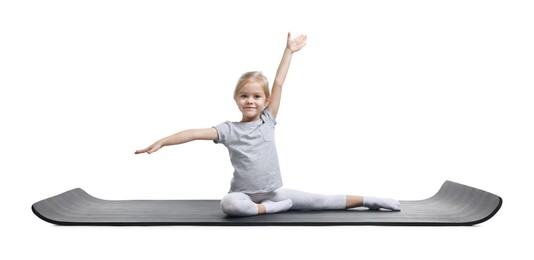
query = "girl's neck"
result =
(240, 112, 263, 123)
(240, 116, 261, 123)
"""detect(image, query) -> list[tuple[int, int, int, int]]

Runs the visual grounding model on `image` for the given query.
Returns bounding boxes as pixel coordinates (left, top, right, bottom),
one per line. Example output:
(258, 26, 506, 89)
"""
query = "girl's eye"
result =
(241, 95, 248, 98)
(254, 95, 261, 99)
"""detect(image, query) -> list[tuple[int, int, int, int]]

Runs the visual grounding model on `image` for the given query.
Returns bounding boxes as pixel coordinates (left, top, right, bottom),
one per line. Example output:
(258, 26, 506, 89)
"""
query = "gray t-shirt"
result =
(214, 108, 282, 193)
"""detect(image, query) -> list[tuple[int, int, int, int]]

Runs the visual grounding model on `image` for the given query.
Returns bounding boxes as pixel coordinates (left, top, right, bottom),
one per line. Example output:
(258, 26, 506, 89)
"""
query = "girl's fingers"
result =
(134, 147, 150, 154)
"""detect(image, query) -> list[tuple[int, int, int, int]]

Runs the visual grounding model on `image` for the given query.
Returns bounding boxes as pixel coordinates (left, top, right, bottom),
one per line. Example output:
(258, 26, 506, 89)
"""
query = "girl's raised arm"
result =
(268, 32, 307, 119)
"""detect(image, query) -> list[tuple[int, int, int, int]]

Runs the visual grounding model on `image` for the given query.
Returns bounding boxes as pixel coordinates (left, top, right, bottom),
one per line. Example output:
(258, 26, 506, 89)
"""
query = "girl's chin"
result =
(242, 110, 258, 115)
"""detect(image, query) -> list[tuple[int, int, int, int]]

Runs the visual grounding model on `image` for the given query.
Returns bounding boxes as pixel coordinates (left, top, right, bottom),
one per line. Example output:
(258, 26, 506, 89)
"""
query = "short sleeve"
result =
(213, 121, 231, 145)
(262, 108, 277, 126)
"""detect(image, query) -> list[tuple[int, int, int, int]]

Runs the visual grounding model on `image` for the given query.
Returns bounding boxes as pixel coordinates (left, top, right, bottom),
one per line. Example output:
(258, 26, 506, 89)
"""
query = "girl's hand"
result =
(134, 141, 162, 154)
(287, 32, 307, 53)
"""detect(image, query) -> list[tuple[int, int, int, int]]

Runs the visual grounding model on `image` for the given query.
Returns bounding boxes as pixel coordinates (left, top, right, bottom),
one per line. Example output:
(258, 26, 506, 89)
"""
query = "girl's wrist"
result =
(156, 140, 166, 147)
(284, 47, 294, 54)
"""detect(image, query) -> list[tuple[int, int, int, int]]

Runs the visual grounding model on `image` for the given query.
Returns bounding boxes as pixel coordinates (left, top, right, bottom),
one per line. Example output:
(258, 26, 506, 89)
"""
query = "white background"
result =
(1, 0, 533, 259)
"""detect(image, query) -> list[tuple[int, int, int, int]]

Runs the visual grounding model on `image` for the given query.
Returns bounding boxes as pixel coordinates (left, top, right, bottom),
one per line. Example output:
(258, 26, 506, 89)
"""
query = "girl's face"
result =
(235, 81, 270, 122)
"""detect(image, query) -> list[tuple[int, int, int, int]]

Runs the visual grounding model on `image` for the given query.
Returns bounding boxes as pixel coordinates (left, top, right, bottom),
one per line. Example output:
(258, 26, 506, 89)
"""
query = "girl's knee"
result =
(220, 193, 258, 216)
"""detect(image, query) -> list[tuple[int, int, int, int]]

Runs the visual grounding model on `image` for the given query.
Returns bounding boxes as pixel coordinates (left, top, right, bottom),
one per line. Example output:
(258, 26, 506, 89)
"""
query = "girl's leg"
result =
(220, 192, 258, 216)
(267, 189, 401, 211)
(220, 190, 400, 216)
(268, 188, 347, 210)
(220, 192, 293, 216)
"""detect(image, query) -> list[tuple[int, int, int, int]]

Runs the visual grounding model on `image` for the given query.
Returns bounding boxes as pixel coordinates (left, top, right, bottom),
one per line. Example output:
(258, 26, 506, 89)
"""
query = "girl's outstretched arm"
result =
(268, 32, 307, 119)
(135, 128, 218, 154)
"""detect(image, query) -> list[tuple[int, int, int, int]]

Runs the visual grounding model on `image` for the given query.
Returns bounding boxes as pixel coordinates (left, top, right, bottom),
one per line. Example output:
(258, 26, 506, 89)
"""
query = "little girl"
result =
(135, 32, 400, 216)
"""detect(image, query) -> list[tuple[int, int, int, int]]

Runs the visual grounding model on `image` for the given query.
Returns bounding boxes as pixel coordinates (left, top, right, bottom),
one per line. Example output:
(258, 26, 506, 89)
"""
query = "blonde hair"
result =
(233, 71, 270, 99)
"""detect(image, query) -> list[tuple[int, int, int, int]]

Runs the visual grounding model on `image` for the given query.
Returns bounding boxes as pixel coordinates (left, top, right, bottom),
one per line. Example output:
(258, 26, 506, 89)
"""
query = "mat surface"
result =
(32, 180, 502, 226)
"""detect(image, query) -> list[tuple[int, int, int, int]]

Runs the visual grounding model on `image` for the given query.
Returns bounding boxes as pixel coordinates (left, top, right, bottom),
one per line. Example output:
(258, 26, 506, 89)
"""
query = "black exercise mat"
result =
(32, 180, 502, 226)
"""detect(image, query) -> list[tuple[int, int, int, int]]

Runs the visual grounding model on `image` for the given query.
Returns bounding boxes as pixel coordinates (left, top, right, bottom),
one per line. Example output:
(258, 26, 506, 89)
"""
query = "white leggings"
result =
(220, 188, 347, 216)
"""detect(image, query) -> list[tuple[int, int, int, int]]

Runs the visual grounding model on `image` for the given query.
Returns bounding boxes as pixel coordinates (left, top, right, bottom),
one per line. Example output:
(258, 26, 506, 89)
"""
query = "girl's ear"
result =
(265, 96, 271, 107)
